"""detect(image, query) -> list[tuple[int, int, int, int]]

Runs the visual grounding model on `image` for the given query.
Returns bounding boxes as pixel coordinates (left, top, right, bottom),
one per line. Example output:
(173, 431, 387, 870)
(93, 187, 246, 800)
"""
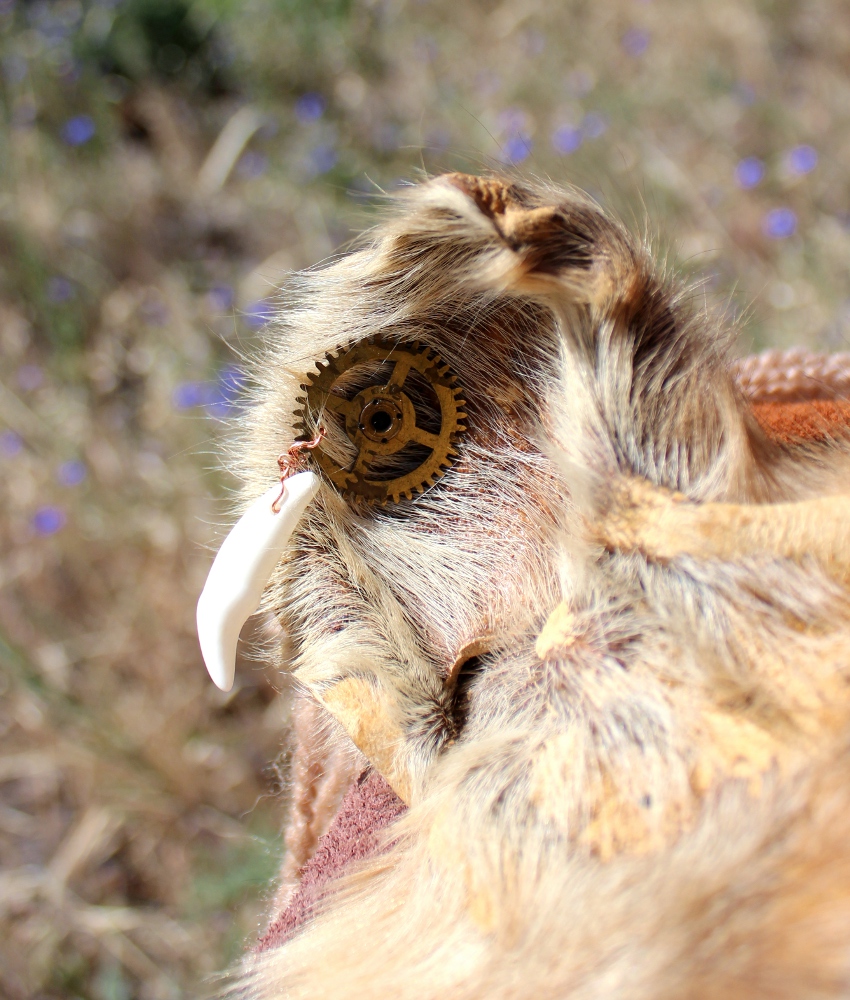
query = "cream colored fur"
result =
(226, 173, 850, 998)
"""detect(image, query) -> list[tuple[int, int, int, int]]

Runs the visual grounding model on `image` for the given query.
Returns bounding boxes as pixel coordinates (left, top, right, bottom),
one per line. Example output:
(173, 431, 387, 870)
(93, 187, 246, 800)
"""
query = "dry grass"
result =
(2, 0, 850, 996)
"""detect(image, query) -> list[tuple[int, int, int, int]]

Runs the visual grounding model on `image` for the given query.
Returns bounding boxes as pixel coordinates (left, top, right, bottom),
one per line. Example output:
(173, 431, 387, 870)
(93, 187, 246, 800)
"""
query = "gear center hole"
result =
(370, 410, 393, 433)
(358, 397, 404, 444)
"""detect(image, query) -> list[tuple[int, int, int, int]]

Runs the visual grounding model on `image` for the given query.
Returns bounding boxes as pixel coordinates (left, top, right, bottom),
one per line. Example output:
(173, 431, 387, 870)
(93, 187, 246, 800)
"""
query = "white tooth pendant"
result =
(196, 471, 320, 691)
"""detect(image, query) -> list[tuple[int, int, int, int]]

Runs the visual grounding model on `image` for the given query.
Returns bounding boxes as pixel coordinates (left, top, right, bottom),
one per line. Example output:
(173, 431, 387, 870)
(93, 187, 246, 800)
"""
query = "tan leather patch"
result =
(536, 601, 578, 660)
(321, 678, 411, 803)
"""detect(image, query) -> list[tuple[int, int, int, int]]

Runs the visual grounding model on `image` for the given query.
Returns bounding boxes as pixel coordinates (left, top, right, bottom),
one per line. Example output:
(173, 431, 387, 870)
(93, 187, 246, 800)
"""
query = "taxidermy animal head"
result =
(198, 173, 850, 999)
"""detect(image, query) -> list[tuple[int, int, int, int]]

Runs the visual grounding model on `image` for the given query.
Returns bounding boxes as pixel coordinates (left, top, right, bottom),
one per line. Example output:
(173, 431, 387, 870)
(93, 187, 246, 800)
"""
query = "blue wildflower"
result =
(33, 506, 66, 535)
(57, 459, 86, 486)
(763, 208, 797, 239)
(172, 382, 211, 409)
(786, 145, 818, 175)
(735, 157, 765, 189)
(47, 276, 75, 303)
(243, 300, 274, 328)
(207, 285, 234, 312)
(502, 134, 532, 164)
(621, 28, 650, 56)
(308, 144, 338, 176)
(582, 113, 608, 139)
(0, 430, 23, 457)
(61, 115, 95, 146)
(295, 93, 326, 124)
(552, 125, 582, 155)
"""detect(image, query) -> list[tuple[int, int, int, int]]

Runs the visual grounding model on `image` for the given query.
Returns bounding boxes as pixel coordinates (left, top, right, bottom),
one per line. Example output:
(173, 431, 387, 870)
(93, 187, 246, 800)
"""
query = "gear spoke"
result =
(323, 393, 357, 418)
(387, 355, 413, 390)
(409, 425, 440, 450)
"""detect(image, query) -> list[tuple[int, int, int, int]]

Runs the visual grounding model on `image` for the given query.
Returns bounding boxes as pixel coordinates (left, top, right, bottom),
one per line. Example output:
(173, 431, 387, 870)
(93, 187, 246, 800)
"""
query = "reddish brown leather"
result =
(258, 770, 405, 949)
(753, 400, 850, 444)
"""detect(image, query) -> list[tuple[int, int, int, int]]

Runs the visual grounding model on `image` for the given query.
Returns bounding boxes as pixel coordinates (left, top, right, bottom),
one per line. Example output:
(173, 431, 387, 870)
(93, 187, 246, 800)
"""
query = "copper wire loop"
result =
(271, 427, 326, 513)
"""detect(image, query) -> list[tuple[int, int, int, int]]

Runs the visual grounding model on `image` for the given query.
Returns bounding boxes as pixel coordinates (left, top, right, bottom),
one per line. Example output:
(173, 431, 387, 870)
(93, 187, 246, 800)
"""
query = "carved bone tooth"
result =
(196, 471, 320, 692)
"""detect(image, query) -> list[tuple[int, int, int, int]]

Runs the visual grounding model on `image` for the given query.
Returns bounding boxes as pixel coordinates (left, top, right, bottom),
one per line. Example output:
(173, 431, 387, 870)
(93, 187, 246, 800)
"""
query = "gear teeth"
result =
(298, 334, 466, 505)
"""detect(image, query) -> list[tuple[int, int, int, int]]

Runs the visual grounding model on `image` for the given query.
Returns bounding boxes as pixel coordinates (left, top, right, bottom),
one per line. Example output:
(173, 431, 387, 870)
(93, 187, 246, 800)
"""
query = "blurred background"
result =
(1, 0, 849, 996)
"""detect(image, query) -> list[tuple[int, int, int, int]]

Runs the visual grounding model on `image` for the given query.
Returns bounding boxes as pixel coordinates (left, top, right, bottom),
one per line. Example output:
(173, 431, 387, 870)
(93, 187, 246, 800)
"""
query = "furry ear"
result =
(440, 172, 636, 304)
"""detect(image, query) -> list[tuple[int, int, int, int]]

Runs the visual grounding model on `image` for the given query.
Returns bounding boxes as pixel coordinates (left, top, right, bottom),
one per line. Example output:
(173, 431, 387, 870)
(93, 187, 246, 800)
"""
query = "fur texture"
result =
(229, 173, 850, 998)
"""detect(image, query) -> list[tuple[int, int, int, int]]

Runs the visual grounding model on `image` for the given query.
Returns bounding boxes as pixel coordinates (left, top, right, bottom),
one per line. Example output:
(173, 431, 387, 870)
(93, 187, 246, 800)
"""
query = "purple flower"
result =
(295, 93, 326, 124)
(308, 143, 337, 176)
(763, 207, 797, 239)
(786, 145, 818, 176)
(621, 28, 650, 56)
(61, 115, 95, 146)
(17, 364, 43, 391)
(172, 382, 211, 409)
(57, 459, 86, 486)
(243, 300, 274, 328)
(33, 506, 66, 536)
(206, 366, 245, 418)
(0, 430, 23, 457)
(47, 276, 75, 303)
(206, 285, 234, 312)
(735, 157, 765, 189)
(236, 151, 268, 179)
(217, 366, 244, 402)
(172, 368, 246, 417)
(552, 125, 583, 155)
(582, 113, 608, 139)
(502, 134, 532, 165)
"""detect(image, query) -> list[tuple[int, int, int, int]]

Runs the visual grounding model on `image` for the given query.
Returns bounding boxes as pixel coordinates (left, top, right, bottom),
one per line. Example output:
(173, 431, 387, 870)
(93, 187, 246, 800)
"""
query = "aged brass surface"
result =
(295, 337, 467, 503)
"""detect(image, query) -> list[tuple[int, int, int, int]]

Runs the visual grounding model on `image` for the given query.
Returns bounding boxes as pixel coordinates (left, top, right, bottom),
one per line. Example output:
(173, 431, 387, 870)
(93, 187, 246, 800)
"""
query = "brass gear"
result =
(294, 337, 467, 504)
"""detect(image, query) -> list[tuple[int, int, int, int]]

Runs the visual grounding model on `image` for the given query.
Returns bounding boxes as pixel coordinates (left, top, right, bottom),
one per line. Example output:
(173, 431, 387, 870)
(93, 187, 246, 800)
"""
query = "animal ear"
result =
(440, 172, 630, 302)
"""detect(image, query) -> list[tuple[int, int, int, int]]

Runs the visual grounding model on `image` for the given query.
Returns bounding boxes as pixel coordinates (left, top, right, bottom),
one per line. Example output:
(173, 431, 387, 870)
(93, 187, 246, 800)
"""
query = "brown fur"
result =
(227, 173, 850, 998)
